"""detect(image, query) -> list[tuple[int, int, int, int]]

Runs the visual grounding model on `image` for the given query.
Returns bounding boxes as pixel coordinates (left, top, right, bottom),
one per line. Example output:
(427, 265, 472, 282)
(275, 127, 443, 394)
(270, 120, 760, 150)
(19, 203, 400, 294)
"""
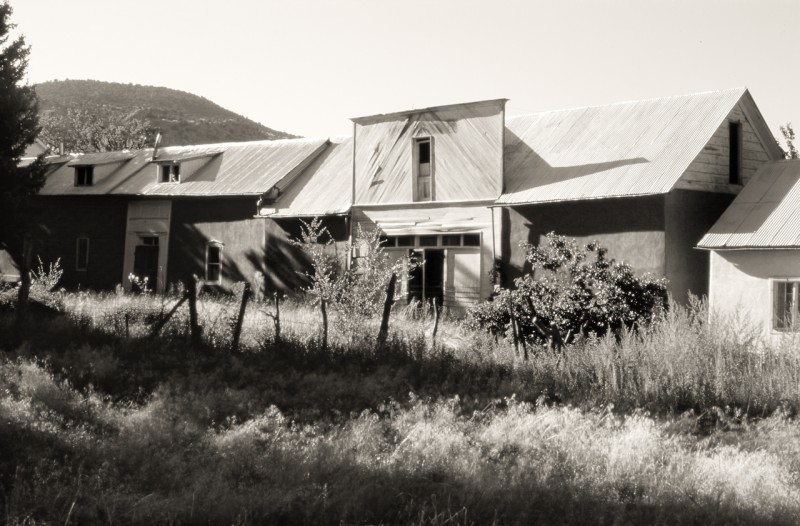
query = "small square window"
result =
(75, 166, 94, 186)
(206, 243, 223, 283)
(463, 234, 481, 247)
(442, 235, 461, 246)
(418, 235, 438, 247)
(159, 164, 180, 183)
(396, 235, 415, 247)
(76, 237, 89, 271)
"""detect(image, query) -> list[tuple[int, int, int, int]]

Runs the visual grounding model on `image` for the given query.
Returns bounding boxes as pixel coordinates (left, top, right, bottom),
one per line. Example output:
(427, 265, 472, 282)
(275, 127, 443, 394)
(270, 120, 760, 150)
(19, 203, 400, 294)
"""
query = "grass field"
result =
(2, 289, 800, 524)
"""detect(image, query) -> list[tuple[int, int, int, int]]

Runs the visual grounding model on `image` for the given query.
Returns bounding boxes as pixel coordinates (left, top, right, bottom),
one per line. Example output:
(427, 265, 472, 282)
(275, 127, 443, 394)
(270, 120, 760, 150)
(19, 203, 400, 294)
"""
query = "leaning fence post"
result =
(150, 292, 189, 339)
(377, 273, 397, 349)
(320, 298, 328, 351)
(187, 276, 201, 346)
(431, 297, 440, 348)
(273, 292, 281, 345)
(231, 282, 250, 352)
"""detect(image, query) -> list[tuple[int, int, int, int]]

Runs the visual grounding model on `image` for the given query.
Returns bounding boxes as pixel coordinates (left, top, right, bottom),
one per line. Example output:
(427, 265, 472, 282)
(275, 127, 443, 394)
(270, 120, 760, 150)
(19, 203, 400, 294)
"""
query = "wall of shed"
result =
(677, 102, 774, 194)
(33, 197, 128, 290)
(708, 250, 800, 344)
(664, 190, 735, 303)
(501, 196, 666, 286)
(353, 101, 505, 204)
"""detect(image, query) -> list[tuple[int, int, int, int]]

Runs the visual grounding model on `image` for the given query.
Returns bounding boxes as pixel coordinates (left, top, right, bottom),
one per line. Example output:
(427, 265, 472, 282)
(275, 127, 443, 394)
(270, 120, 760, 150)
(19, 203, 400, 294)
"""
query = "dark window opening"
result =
(442, 234, 461, 246)
(206, 243, 223, 283)
(418, 235, 438, 247)
(396, 235, 415, 247)
(160, 164, 180, 183)
(775, 281, 800, 331)
(418, 140, 430, 164)
(463, 233, 481, 246)
(75, 166, 94, 186)
(415, 138, 432, 201)
(76, 237, 89, 271)
(729, 121, 742, 185)
(379, 235, 396, 247)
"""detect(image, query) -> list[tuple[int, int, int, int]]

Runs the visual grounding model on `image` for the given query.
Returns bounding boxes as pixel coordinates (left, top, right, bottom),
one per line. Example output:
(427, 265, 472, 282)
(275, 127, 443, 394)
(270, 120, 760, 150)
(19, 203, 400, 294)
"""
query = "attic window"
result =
(729, 121, 742, 185)
(75, 166, 94, 186)
(159, 163, 181, 183)
(414, 137, 433, 202)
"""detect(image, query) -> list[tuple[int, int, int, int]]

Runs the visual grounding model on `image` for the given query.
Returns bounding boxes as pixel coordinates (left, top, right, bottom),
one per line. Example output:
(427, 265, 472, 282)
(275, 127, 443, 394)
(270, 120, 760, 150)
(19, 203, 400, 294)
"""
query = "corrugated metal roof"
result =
(699, 160, 800, 249)
(39, 138, 328, 197)
(68, 151, 135, 166)
(266, 137, 352, 217)
(498, 88, 749, 205)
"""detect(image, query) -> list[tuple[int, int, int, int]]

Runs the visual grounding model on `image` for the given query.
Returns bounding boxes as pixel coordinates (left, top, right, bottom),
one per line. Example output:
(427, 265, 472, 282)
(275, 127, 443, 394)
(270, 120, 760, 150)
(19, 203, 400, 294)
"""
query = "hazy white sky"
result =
(12, 0, 800, 141)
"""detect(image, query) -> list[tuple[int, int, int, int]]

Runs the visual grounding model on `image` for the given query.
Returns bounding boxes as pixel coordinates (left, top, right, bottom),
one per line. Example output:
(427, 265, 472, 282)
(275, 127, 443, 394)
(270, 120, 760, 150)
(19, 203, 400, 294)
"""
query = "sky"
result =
(11, 0, 800, 143)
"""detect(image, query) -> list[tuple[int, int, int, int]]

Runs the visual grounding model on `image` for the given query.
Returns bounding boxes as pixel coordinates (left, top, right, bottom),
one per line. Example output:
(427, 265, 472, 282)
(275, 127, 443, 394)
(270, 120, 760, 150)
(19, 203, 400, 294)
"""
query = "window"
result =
(418, 235, 438, 247)
(75, 166, 94, 186)
(76, 237, 89, 271)
(206, 242, 223, 283)
(774, 281, 800, 331)
(463, 233, 481, 247)
(159, 163, 181, 183)
(729, 121, 742, 185)
(414, 137, 432, 201)
(396, 235, 415, 247)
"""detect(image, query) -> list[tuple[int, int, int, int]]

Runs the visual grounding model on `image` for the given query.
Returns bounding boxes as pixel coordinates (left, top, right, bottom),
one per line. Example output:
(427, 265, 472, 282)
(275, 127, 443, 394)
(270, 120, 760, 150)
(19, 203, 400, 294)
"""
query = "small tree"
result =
(467, 233, 668, 349)
(780, 123, 798, 160)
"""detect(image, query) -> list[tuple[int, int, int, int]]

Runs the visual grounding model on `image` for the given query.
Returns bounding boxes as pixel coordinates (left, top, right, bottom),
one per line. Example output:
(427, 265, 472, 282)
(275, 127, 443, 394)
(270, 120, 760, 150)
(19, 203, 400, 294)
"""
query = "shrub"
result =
(468, 233, 668, 349)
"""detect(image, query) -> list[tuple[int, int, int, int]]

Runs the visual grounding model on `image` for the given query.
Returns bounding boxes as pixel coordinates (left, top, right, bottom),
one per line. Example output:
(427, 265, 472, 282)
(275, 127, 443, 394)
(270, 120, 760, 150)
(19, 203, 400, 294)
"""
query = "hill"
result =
(35, 79, 296, 147)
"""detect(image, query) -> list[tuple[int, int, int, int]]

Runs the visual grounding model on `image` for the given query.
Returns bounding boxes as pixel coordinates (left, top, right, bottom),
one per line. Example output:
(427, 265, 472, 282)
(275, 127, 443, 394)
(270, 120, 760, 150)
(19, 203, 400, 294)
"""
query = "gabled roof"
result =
(39, 138, 328, 197)
(698, 160, 800, 249)
(264, 137, 352, 217)
(498, 88, 781, 205)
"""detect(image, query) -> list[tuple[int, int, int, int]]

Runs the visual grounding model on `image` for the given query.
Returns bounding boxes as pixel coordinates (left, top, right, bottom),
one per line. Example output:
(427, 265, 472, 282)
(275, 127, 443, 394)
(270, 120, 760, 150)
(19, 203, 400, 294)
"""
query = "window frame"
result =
(205, 241, 223, 284)
(74, 166, 94, 186)
(158, 163, 181, 184)
(772, 278, 800, 332)
(412, 137, 434, 202)
(729, 121, 742, 185)
(75, 236, 90, 271)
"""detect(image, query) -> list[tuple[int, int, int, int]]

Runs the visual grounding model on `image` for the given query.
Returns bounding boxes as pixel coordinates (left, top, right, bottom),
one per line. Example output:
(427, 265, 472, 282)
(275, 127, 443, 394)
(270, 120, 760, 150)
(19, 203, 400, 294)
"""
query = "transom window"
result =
(75, 166, 94, 186)
(159, 163, 181, 183)
(774, 281, 800, 331)
(206, 242, 223, 284)
(381, 233, 481, 248)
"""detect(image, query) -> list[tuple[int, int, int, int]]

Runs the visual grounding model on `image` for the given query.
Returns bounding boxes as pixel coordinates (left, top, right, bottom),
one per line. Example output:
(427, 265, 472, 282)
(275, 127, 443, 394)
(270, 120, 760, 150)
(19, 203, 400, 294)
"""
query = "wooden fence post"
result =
(150, 293, 188, 339)
(320, 298, 328, 351)
(377, 273, 397, 350)
(231, 282, 250, 352)
(507, 293, 520, 357)
(273, 292, 281, 345)
(431, 297, 440, 349)
(187, 276, 201, 346)
(15, 235, 33, 341)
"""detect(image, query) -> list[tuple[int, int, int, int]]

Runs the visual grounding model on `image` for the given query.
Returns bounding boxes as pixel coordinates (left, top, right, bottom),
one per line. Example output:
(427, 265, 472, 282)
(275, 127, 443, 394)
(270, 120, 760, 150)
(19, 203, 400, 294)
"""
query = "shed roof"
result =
(498, 88, 778, 205)
(39, 138, 328, 197)
(265, 137, 352, 217)
(698, 160, 800, 249)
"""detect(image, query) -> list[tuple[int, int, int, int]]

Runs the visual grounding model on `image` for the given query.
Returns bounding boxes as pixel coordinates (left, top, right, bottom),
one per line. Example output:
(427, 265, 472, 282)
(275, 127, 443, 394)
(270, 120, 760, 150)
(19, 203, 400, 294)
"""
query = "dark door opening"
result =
(133, 237, 159, 291)
(407, 249, 444, 306)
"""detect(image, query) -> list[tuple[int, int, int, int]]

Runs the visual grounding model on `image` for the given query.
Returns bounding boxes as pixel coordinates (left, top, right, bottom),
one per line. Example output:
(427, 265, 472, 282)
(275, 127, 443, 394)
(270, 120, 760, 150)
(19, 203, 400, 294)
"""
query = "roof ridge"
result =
(507, 87, 747, 120)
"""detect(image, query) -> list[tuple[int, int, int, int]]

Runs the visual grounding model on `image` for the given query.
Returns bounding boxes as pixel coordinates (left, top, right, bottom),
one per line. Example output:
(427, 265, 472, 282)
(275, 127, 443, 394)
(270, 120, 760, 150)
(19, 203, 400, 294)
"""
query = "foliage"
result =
(0, 1, 45, 259)
(291, 217, 340, 304)
(467, 233, 668, 347)
(29, 256, 62, 297)
(38, 107, 155, 153)
(781, 122, 798, 160)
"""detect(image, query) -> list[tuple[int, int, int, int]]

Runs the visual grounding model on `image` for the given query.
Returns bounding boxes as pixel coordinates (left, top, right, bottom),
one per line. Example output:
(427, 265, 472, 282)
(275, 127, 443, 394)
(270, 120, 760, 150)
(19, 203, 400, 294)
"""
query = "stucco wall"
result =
(34, 196, 128, 290)
(500, 196, 666, 286)
(664, 190, 735, 303)
(709, 249, 800, 342)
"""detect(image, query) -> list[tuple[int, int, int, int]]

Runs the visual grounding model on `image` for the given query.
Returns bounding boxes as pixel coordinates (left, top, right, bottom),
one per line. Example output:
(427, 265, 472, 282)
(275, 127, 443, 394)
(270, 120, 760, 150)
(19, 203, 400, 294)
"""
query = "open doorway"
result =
(407, 248, 444, 306)
(132, 235, 159, 291)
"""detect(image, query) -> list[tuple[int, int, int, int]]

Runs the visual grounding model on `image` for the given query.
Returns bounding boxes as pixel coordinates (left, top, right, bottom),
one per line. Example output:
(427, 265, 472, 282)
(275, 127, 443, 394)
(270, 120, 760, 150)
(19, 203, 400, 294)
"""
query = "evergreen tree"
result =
(0, 1, 44, 263)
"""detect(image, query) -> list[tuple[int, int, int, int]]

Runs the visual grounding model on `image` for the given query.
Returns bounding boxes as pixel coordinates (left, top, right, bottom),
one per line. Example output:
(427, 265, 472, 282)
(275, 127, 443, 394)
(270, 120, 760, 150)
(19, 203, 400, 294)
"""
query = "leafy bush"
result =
(467, 233, 668, 348)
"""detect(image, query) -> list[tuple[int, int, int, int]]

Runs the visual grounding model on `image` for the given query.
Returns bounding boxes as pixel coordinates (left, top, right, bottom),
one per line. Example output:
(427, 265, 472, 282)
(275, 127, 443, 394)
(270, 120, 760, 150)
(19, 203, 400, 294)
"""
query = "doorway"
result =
(407, 248, 444, 306)
(132, 236, 159, 291)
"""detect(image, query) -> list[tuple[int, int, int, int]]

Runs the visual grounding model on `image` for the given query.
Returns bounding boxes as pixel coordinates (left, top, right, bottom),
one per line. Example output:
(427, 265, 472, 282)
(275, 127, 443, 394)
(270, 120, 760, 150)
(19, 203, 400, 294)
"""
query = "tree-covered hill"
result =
(35, 79, 296, 147)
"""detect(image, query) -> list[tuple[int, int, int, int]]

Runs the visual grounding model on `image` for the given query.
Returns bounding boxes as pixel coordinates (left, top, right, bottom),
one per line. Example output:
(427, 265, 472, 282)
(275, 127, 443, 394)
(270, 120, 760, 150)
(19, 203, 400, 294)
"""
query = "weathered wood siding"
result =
(33, 196, 129, 290)
(677, 102, 773, 193)
(353, 100, 505, 204)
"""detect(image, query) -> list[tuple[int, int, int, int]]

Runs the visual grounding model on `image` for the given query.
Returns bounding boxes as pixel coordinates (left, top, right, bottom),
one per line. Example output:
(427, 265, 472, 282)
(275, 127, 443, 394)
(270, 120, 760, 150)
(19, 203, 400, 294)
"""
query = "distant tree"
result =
(38, 107, 155, 153)
(0, 1, 45, 259)
(780, 123, 798, 159)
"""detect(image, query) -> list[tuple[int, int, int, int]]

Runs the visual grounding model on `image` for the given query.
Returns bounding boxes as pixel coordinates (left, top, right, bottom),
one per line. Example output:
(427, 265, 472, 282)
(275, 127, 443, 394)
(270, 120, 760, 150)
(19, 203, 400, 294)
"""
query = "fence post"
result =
(187, 276, 201, 346)
(431, 297, 440, 349)
(15, 235, 33, 342)
(230, 282, 250, 352)
(273, 292, 281, 345)
(320, 298, 328, 351)
(150, 293, 188, 339)
(507, 293, 520, 357)
(377, 273, 397, 350)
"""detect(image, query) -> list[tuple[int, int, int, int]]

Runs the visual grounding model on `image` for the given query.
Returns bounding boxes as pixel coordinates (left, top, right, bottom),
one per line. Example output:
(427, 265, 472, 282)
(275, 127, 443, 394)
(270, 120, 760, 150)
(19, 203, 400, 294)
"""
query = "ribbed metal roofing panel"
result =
(267, 137, 352, 217)
(498, 88, 747, 205)
(698, 160, 800, 249)
(40, 138, 327, 197)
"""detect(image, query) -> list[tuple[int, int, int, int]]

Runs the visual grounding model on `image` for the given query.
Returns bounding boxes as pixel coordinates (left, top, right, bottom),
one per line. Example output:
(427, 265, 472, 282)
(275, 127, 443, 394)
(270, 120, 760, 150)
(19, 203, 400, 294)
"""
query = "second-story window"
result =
(414, 137, 432, 201)
(729, 121, 742, 185)
(159, 163, 181, 183)
(75, 166, 94, 186)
